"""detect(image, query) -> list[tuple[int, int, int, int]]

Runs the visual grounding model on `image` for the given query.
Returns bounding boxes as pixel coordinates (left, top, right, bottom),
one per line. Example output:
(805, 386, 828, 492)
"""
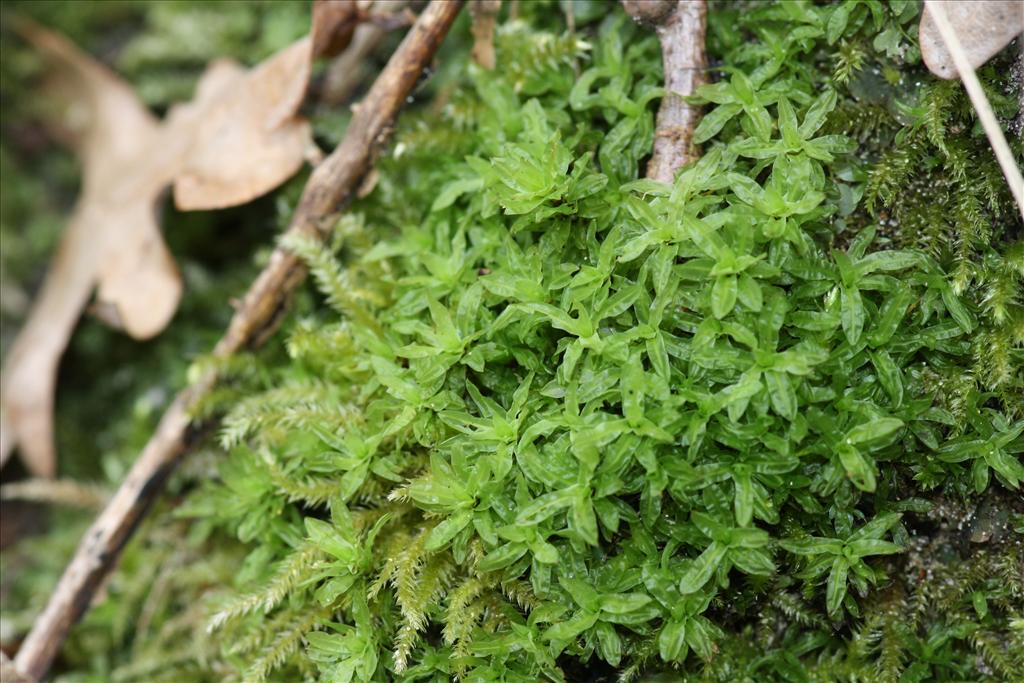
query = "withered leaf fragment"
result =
(0, 8, 357, 476)
(1, 22, 175, 479)
(178, 0, 398, 207)
(920, 1, 1024, 79)
(174, 50, 313, 210)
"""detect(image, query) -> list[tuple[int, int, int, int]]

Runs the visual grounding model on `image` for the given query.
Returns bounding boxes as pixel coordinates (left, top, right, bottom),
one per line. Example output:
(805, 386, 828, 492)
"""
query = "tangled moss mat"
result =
(1, 1, 1022, 682)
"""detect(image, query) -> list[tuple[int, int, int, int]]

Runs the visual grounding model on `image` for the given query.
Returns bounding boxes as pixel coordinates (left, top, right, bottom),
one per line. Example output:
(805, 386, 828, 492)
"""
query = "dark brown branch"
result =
(11, 2, 463, 679)
(622, 0, 708, 183)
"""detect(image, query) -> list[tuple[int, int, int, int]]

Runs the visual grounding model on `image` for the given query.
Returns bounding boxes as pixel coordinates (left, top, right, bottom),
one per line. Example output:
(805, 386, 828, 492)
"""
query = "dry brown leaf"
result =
(1, 22, 173, 478)
(173, 46, 314, 210)
(920, 1, 1024, 79)
(0, 12, 349, 477)
(176, 2, 394, 209)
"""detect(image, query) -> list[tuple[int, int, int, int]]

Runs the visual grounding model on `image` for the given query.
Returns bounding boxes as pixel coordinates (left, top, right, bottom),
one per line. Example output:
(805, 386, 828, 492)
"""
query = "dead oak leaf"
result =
(178, 0, 409, 208)
(173, 47, 313, 210)
(1, 21, 175, 479)
(0, 2, 399, 478)
(0, 12, 343, 477)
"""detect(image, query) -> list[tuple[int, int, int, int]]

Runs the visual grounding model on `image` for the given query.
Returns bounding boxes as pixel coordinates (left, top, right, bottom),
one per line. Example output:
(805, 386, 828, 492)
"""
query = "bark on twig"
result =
(622, 0, 708, 183)
(11, 2, 463, 679)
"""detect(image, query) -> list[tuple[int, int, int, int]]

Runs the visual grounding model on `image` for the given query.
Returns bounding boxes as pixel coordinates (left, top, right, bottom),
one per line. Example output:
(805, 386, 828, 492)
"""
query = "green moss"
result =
(2, 1, 1022, 681)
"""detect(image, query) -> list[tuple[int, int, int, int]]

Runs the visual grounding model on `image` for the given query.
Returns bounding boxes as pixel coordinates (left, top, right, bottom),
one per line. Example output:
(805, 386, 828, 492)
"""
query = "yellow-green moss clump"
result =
(1, 1, 1021, 681)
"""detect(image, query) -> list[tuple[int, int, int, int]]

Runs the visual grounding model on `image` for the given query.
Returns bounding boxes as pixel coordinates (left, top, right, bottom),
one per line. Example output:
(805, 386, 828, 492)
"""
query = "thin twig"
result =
(622, 0, 708, 182)
(924, 0, 1024, 220)
(11, 2, 463, 679)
